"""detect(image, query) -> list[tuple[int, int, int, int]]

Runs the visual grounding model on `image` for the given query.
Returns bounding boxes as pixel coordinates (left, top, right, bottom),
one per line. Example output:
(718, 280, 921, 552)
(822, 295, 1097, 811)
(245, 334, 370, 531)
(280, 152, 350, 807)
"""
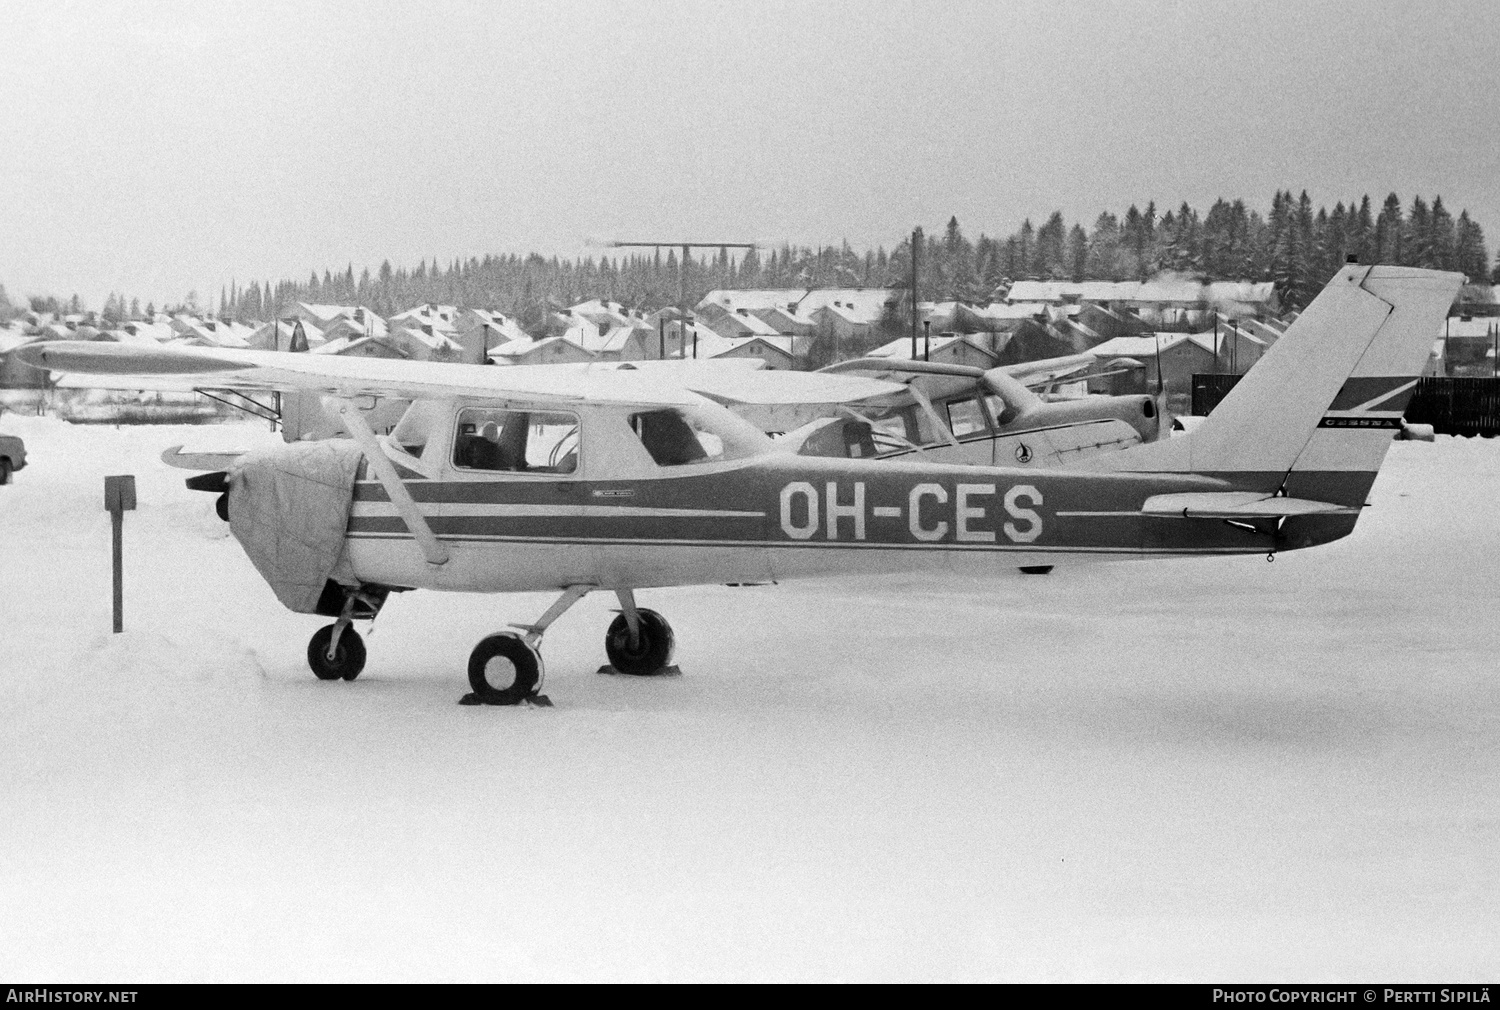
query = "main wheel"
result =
(467, 633, 541, 705)
(307, 623, 366, 681)
(0, 459, 11, 485)
(604, 608, 675, 676)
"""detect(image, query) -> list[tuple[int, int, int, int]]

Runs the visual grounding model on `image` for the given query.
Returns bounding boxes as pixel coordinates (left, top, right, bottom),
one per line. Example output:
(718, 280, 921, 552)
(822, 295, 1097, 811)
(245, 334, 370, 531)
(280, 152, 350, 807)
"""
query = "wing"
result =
(18, 341, 706, 409)
(18, 342, 906, 419)
(999, 352, 1098, 388)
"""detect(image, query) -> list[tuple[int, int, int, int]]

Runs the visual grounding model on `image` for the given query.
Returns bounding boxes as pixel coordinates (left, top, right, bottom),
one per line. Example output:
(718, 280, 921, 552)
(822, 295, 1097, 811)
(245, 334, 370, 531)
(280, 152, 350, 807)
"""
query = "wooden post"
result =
(103, 475, 137, 633)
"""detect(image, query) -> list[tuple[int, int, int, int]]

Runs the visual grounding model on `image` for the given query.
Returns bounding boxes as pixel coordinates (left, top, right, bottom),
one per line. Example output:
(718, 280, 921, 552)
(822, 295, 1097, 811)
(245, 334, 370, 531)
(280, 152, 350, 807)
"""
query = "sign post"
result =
(104, 475, 136, 633)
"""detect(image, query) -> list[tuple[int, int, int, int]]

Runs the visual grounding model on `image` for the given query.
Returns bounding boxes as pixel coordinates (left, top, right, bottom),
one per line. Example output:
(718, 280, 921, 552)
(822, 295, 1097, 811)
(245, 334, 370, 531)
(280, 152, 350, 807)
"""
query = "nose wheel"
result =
(307, 623, 366, 681)
(304, 585, 388, 682)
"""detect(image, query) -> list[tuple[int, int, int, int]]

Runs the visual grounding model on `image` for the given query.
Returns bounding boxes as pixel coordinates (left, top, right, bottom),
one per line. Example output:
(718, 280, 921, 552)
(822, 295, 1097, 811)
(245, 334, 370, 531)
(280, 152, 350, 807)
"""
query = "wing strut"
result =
(328, 397, 450, 567)
(904, 383, 962, 449)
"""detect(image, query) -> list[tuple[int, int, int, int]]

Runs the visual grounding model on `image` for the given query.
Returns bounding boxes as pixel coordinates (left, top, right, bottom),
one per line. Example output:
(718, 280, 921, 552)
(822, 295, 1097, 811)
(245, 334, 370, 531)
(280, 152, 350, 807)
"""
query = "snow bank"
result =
(1, 419, 1497, 980)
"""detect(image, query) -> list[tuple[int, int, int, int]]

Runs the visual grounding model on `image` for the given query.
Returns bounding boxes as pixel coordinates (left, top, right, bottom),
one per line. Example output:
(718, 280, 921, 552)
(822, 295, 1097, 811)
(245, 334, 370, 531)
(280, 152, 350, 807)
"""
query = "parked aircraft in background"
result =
(18, 266, 1462, 706)
(776, 355, 1160, 469)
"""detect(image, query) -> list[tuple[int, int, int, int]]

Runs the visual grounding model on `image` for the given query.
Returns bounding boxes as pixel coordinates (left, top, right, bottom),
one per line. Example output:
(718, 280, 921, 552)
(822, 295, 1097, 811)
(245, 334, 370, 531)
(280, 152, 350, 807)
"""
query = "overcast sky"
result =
(2, 0, 1496, 307)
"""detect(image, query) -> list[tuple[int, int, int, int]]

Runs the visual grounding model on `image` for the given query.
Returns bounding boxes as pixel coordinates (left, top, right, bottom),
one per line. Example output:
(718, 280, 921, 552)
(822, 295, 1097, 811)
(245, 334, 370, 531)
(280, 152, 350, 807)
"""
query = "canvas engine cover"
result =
(227, 439, 364, 613)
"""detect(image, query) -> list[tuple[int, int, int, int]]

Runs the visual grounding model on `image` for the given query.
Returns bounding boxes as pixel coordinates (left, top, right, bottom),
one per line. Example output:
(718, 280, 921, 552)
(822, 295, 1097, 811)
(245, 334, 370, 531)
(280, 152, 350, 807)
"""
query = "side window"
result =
(452, 407, 579, 474)
(902, 404, 942, 446)
(945, 398, 988, 438)
(868, 413, 913, 455)
(630, 409, 723, 466)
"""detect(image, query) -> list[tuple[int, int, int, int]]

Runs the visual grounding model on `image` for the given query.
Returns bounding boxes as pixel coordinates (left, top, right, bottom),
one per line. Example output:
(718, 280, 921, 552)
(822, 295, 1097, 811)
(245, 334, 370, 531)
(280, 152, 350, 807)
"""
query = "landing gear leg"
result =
(602, 589, 676, 677)
(461, 585, 592, 707)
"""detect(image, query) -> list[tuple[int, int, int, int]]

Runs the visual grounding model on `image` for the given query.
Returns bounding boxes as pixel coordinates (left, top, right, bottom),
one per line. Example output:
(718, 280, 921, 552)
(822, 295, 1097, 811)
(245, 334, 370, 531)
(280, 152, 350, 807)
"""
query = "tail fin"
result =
(1104, 265, 1463, 505)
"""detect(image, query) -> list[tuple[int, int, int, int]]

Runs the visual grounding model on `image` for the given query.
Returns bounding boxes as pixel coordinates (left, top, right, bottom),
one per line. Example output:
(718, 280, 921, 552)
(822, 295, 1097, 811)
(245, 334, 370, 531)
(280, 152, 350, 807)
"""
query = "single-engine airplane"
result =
(18, 265, 1462, 705)
(775, 354, 1160, 468)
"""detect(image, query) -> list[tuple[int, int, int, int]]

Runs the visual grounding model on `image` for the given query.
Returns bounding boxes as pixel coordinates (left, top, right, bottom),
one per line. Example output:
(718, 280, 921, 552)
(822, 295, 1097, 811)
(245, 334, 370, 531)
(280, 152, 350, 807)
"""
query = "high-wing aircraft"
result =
(18, 265, 1462, 705)
(773, 354, 1159, 469)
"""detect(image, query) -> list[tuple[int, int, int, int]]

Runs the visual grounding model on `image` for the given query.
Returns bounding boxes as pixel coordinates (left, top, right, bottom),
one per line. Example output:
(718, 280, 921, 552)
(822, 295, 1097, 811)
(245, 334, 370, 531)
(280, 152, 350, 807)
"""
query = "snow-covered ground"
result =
(1, 414, 1496, 981)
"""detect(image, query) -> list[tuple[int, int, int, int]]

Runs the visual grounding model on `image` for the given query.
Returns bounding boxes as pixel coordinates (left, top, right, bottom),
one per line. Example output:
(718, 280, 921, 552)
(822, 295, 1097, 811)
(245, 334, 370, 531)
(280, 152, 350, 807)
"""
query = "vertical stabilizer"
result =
(1100, 265, 1463, 505)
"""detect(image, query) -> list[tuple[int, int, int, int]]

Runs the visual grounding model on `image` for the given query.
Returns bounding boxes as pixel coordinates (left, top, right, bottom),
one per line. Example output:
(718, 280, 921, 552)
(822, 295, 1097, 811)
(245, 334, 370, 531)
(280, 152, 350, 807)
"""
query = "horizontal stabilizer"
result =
(1141, 491, 1359, 518)
(161, 445, 247, 471)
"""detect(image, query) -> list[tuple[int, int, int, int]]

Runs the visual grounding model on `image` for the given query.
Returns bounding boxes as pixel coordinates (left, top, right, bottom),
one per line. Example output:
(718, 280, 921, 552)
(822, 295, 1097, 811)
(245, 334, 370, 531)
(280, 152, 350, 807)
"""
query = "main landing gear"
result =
(460, 587, 677, 706)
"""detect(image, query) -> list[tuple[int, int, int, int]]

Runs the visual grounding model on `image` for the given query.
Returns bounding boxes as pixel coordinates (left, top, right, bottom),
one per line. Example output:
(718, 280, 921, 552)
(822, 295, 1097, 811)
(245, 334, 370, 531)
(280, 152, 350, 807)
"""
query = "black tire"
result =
(0, 459, 10, 485)
(604, 608, 675, 676)
(307, 623, 366, 681)
(215, 492, 230, 522)
(467, 634, 540, 705)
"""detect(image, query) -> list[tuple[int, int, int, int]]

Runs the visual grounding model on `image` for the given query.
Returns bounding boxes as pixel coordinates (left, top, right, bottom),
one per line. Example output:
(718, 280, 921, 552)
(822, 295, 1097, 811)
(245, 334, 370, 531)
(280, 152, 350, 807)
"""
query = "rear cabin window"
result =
(945, 398, 988, 438)
(452, 407, 579, 474)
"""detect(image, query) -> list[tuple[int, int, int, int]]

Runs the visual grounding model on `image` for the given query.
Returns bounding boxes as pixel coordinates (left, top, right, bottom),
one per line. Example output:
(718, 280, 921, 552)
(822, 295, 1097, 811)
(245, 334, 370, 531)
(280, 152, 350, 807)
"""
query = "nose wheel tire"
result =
(308, 623, 366, 681)
(466, 633, 541, 705)
(604, 608, 675, 676)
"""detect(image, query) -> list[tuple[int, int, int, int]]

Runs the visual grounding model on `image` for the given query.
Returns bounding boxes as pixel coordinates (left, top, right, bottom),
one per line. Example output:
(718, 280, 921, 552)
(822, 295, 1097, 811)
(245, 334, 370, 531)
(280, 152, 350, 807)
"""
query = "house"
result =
(748, 306, 817, 335)
(587, 325, 656, 362)
(953, 302, 1043, 334)
(1438, 316, 1500, 376)
(488, 335, 595, 366)
(389, 323, 466, 361)
(709, 335, 799, 370)
(1003, 278, 1279, 324)
(389, 303, 456, 333)
(176, 320, 252, 348)
(867, 333, 998, 369)
(704, 308, 785, 341)
(546, 311, 602, 347)
(1088, 332, 1219, 398)
(1204, 323, 1270, 374)
(311, 335, 411, 360)
(697, 288, 899, 327)
(569, 299, 639, 331)
(250, 319, 326, 351)
(811, 303, 875, 343)
(118, 320, 176, 343)
(284, 303, 387, 335)
(639, 314, 701, 360)
(320, 313, 388, 345)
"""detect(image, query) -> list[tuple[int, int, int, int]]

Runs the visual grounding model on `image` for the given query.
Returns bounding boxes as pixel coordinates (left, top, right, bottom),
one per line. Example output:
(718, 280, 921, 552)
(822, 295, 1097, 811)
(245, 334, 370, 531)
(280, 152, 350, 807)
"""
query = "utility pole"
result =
(910, 227, 920, 360)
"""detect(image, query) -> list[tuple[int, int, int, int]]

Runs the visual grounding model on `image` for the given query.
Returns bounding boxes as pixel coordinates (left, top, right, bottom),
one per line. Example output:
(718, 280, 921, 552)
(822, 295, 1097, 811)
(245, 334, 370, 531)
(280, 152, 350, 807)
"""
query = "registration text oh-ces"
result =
(778, 481, 1044, 543)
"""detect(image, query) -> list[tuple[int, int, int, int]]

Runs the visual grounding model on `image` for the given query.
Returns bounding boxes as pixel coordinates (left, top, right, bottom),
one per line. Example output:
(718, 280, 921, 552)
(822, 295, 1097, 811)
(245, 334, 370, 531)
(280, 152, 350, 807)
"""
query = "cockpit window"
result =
(629, 406, 771, 467)
(452, 407, 579, 473)
(945, 398, 988, 438)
